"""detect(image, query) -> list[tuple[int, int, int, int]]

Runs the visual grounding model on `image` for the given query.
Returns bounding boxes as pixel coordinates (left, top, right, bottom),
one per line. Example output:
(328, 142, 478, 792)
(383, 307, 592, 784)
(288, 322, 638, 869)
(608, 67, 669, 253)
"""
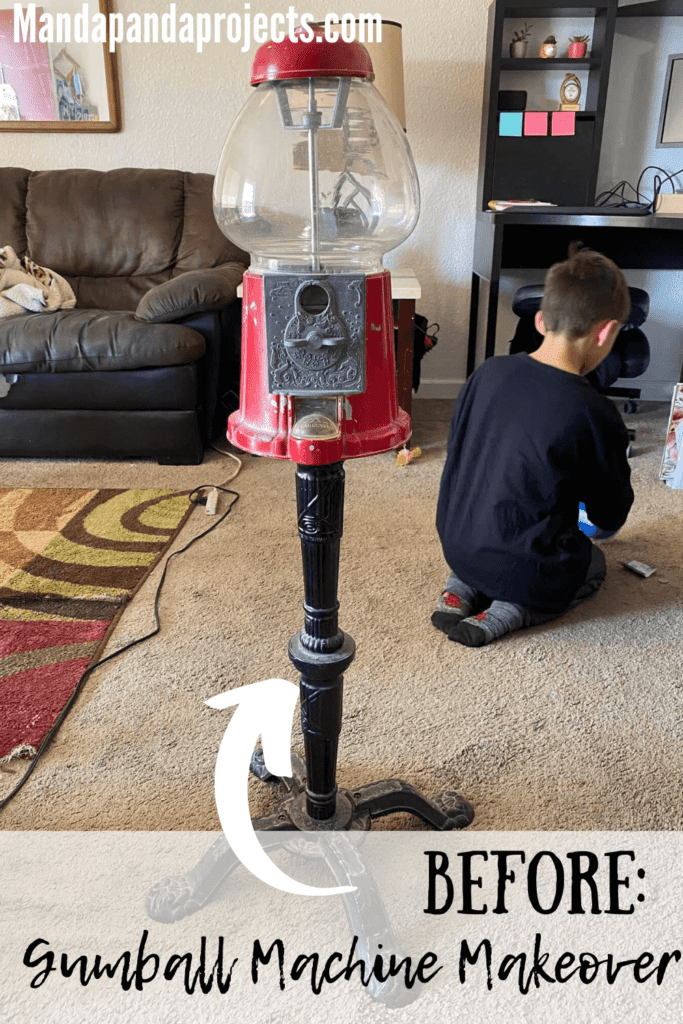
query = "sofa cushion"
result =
(26, 168, 185, 281)
(0, 308, 205, 373)
(2, 167, 250, 312)
(0, 168, 30, 257)
(174, 172, 246, 271)
(136, 262, 244, 323)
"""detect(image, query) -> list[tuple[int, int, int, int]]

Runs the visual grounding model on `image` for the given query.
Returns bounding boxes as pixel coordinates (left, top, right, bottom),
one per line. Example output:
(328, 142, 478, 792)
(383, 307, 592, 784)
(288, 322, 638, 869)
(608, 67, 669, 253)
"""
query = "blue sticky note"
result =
(499, 111, 523, 136)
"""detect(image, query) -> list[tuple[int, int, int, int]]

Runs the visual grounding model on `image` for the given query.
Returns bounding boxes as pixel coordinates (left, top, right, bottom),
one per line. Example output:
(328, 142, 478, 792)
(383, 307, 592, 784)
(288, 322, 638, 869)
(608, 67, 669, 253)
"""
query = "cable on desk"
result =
(596, 165, 683, 213)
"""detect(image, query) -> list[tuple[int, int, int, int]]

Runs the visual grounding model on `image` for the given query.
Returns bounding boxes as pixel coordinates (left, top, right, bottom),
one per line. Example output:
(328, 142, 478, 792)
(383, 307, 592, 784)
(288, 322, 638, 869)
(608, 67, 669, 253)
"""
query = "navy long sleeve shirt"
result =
(436, 353, 634, 613)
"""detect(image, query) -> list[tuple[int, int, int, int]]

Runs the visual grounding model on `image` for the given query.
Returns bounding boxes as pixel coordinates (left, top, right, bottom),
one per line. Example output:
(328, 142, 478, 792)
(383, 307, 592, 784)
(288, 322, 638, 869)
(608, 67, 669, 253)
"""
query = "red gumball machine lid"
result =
(251, 26, 374, 84)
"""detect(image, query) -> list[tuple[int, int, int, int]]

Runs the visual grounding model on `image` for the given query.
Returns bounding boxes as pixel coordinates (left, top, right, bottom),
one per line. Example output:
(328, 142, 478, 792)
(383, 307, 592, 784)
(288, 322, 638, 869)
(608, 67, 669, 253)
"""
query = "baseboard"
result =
(414, 379, 465, 400)
(416, 378, 680, 404)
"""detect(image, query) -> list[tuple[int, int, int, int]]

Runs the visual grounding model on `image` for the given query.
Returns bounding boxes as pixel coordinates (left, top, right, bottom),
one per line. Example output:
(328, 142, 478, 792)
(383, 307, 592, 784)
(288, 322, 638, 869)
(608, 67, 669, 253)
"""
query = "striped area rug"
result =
(0, 488, 193, 764)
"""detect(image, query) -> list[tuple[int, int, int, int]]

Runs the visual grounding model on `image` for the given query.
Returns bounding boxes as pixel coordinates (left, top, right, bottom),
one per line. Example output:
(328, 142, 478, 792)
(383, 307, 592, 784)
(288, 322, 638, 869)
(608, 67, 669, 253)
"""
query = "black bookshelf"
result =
(476, 0, 619, 209)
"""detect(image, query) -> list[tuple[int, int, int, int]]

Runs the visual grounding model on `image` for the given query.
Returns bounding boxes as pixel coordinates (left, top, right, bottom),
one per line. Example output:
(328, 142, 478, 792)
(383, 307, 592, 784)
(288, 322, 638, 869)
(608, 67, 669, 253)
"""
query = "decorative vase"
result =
(510, 41, 528, 58)
(568, 41, 588, 59)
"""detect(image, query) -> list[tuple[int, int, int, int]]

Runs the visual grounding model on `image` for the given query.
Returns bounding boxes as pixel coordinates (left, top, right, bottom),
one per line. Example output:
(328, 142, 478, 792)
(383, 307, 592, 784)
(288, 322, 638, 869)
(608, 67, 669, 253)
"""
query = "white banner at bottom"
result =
(1, 830, 681, 1023)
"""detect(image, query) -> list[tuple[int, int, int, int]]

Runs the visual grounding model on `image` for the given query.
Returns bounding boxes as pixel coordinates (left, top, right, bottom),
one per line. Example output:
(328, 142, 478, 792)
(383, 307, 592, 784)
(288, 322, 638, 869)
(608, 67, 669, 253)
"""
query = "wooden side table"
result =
(391, 269, 421, 417)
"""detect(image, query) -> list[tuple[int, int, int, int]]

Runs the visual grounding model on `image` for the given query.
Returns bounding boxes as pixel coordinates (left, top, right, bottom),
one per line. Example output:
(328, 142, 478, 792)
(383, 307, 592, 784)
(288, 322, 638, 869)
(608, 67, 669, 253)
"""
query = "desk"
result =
(237, 270, 422, 415)
(467, 211, 683, 377)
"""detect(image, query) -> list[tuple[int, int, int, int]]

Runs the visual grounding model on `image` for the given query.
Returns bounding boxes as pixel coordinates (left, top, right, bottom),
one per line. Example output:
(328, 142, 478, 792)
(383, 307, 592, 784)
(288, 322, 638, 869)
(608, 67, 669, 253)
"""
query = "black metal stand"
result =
(147, 461, 473, 926)
(283, 461, 473, 832)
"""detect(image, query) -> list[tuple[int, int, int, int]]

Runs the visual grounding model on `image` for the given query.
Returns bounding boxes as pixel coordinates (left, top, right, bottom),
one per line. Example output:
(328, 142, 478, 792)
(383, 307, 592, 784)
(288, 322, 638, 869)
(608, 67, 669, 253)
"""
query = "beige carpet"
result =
(0, 399, 681, 832)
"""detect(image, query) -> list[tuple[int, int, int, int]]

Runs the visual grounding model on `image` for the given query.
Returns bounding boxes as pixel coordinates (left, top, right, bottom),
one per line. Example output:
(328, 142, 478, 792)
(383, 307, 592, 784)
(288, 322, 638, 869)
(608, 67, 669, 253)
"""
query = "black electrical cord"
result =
(595, 179, 641, 207)
(636, 164, 683, 211)
(595, 165, 683, 212)
(0, 484, 239, 812)
(649, 167, 683, 212)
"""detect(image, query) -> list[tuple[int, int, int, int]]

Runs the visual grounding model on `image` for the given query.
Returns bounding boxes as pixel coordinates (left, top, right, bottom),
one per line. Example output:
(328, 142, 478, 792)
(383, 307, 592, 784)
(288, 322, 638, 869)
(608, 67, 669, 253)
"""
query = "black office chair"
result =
(509, 285, 650, 453)
(509, 284, 650, 398)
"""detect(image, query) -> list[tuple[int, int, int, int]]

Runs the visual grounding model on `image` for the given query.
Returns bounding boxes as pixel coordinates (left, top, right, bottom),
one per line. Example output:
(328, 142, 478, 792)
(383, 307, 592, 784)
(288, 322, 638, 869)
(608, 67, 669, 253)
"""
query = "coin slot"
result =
(299, 284, 329, 316)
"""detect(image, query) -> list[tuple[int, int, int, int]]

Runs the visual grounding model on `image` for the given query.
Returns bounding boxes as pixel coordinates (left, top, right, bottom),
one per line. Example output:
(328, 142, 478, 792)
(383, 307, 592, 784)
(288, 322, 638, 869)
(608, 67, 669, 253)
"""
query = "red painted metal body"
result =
(227, 270, 410, 464)
(250, 27, 373, 85)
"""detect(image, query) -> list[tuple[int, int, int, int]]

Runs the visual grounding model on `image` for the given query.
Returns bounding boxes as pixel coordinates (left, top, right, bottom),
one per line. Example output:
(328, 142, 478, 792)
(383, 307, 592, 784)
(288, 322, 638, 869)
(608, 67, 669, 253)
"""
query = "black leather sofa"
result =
(0, 167, 249, 463)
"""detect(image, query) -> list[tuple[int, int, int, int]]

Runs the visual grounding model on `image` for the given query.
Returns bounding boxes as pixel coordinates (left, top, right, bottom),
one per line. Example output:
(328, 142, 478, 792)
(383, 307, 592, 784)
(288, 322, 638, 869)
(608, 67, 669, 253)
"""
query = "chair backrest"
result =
(512, 283, 650, 328)
(509, 284, 651, 388)
(0, 167, 250, 311)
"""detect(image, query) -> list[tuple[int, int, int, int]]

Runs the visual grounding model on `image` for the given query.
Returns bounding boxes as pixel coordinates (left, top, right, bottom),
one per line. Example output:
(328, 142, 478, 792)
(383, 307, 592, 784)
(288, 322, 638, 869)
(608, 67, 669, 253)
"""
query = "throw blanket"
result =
(0, 245, 76, 321)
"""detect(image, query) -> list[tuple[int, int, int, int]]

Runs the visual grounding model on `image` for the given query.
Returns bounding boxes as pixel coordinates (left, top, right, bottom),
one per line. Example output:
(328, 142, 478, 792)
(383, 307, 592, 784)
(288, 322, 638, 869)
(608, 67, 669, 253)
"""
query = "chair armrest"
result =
(136, 262, 245, 324)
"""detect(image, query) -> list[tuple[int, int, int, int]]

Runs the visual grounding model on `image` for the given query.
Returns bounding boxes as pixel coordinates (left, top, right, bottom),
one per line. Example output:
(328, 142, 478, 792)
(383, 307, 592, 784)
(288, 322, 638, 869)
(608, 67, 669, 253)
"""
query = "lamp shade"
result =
(357, 20, 406, 130)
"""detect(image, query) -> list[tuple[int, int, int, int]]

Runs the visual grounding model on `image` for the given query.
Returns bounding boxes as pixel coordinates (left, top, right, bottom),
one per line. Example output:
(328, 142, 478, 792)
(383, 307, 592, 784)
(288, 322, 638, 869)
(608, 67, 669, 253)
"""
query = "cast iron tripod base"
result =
(249, 743, 473, 833)
(146, 747, 472, 928)
(146, 461, 473, 934)
(146, 657, 472, 928)
(146, 771, 436, 1011)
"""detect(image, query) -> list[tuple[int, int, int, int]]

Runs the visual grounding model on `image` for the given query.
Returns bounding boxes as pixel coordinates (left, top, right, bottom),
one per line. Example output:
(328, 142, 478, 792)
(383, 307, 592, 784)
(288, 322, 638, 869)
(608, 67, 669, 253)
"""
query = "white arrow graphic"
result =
(206, 679, 356, 896)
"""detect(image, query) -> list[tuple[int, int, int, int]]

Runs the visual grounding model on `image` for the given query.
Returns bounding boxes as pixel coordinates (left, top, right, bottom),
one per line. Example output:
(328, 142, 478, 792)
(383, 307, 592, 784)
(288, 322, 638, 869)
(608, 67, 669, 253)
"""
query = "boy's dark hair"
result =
(541, 242, 630, 340)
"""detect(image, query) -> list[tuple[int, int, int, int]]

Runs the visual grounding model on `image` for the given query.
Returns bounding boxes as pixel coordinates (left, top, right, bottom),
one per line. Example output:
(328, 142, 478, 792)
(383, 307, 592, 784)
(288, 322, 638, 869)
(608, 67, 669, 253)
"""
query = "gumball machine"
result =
(215, 30, 415, 464)
(212, 30, 474, 833)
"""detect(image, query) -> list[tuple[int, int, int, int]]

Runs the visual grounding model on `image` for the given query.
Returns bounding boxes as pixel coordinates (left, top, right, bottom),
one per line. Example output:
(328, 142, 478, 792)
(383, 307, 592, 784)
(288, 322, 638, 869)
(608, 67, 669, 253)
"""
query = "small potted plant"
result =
(510, 24, 532, 59)
(568, 34, 590, 59)
(540, 35, 557, 59)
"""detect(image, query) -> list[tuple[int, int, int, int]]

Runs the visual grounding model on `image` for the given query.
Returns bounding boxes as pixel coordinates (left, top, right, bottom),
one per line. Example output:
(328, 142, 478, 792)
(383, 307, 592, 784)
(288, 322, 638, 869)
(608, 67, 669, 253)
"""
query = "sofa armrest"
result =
(136, 262, 245, 324)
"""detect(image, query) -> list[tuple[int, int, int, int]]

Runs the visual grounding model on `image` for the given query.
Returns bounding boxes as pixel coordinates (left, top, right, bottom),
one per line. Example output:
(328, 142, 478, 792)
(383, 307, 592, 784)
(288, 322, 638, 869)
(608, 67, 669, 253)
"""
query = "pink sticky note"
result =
(551, 111, 576, 136)
(524, 112, 548, 136)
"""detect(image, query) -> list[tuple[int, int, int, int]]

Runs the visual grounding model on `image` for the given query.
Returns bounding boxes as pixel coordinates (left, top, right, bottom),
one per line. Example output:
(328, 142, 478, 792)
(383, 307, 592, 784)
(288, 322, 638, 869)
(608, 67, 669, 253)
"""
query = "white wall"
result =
(488, 12, 683, 404)
(597, 15, 683, 401)
(1, 0, 493, 398)
(6, 2, 675, 401)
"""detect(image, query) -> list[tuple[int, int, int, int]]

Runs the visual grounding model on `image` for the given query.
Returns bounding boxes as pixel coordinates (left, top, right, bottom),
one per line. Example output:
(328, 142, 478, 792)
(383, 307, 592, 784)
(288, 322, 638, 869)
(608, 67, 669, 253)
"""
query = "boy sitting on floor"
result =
(433, 244, 634, 648)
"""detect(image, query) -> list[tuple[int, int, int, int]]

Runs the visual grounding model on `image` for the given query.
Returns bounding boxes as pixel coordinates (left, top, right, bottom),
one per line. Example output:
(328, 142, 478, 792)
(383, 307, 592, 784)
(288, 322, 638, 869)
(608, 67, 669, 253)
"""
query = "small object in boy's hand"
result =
(622, 559, 656, 578)
(578, 501, 597, 536)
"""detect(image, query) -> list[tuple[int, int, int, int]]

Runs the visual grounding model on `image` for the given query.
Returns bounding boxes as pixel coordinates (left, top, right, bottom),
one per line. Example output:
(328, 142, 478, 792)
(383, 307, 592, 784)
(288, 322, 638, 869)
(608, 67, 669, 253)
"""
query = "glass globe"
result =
(214, 76, 420, 274)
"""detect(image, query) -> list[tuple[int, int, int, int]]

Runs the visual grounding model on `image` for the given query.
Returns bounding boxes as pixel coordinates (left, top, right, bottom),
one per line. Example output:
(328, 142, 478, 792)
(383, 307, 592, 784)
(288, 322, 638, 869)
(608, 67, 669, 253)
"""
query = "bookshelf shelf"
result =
(500, 58, 600, 69)
(477, 0, 619, 208)
(505, 5, 608, 14)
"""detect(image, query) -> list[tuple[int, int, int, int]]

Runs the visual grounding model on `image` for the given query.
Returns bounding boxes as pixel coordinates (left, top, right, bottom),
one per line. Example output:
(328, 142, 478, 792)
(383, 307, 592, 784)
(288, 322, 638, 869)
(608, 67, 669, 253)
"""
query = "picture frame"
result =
(0, 0, 120, 132)
(656, 52, 683, 148)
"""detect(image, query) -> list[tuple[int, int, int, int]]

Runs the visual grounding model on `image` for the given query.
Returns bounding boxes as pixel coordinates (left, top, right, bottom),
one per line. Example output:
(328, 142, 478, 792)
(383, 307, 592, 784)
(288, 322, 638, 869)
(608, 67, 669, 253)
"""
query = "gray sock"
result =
(431, 572, 483, 635)
(449, 600, 531, 647)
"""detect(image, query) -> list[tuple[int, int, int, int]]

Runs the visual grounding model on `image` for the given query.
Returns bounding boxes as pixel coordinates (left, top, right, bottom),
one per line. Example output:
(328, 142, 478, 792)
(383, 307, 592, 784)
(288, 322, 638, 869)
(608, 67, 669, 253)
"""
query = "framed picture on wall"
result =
(657, 52, 683, 148)
(0, 0, 120, 131)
